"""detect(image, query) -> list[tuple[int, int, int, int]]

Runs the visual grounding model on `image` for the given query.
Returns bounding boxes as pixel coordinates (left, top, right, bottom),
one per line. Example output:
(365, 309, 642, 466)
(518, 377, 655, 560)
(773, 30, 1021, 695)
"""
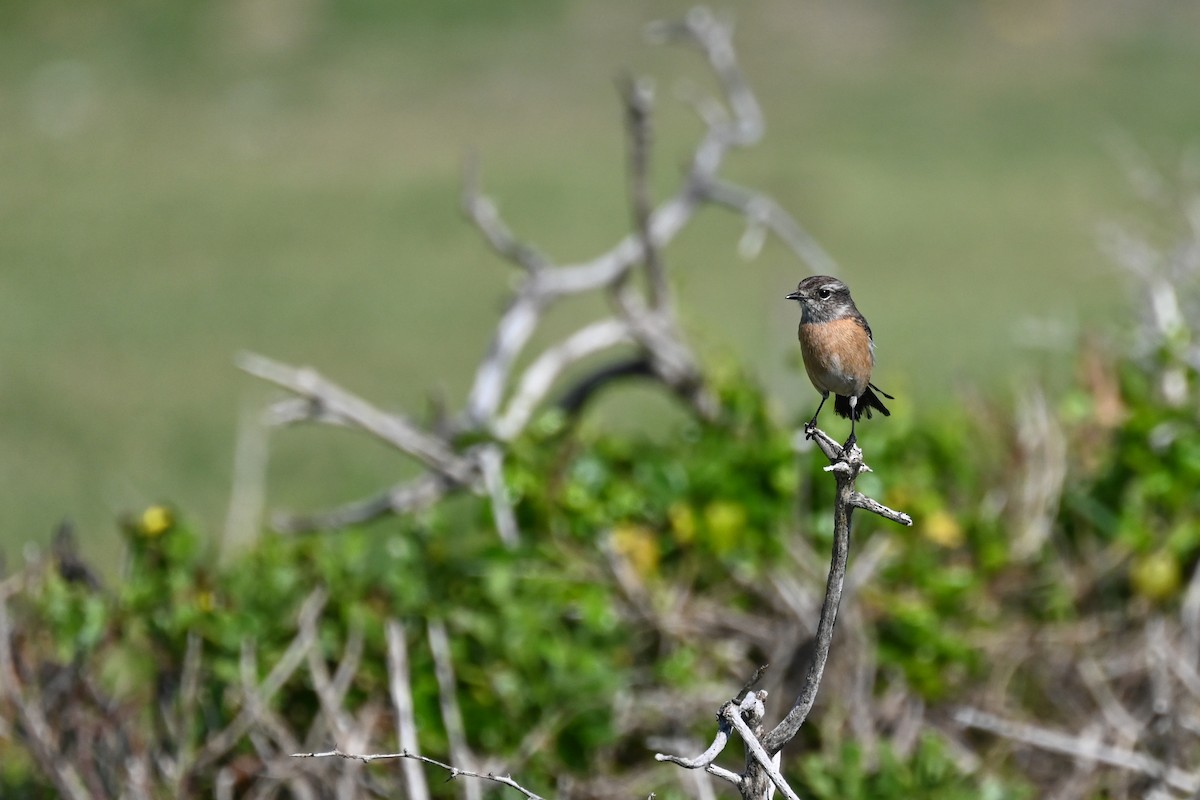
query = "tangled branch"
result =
(238, 6, 834, 539)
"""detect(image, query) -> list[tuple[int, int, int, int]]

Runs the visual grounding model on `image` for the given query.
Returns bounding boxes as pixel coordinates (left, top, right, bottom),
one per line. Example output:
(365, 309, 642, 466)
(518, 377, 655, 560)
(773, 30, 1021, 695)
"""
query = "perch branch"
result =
(723, 694, 800, 800)
(758, 438, 859, 754)
(658, 429, 910, 798)
(765, 428, 912, 752)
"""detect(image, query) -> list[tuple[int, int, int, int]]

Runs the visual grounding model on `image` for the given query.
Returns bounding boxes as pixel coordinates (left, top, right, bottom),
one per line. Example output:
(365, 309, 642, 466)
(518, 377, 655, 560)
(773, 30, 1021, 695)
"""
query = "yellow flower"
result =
(1131, 551, 1181, 603)
(704, 501, 747, 555)
(668, 502, 697, 545)
(610, 524, 660, 578)
(140, 505, 173, 538)
(195, 590, 216, 613)
(922, 509, 963, 548)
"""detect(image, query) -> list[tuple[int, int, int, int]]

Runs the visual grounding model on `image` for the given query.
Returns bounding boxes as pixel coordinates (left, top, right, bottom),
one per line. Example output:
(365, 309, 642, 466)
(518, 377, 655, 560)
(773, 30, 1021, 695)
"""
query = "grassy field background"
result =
(2, 0, 1198, 566)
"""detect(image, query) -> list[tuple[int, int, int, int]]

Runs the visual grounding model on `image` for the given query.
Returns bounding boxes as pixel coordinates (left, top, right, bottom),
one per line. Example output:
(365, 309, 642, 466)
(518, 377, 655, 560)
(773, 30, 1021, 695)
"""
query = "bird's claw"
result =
(839, 434, 858, 459)
(803, 421, 818, 440)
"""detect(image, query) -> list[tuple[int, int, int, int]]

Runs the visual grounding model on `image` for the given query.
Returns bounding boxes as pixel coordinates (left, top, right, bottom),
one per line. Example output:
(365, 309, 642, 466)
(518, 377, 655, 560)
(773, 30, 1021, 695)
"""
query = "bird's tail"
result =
(835, 383, 893, 421)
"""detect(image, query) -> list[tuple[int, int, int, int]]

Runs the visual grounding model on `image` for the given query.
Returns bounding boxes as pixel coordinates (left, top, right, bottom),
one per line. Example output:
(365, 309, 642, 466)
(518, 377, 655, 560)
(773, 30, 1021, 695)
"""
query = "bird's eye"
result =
(818, 288, 832, 300)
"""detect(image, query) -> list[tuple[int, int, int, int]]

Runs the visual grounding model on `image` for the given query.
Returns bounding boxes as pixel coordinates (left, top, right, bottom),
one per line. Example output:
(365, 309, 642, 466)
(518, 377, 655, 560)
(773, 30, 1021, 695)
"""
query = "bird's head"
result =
(786, 276, 856, 324)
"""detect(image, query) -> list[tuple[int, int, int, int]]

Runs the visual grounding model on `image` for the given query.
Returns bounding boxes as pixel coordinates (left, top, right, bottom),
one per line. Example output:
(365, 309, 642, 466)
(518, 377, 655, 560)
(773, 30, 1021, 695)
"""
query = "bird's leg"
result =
(804, 392, 829, 440)
(841, 396, 859, 456)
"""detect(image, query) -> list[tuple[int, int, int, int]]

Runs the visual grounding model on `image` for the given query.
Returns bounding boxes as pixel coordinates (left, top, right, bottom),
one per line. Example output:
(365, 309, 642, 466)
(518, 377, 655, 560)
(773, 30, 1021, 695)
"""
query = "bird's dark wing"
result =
(851, 313, 874, 342)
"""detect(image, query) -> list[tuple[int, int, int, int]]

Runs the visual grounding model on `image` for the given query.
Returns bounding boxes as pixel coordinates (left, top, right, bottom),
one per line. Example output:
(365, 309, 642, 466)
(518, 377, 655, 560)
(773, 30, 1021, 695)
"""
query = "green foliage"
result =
(17, 500, 632, 794)
(1062, 344, 1200, 606)
(796, 737, 1030, 800)
(8, 328, 1200, 796)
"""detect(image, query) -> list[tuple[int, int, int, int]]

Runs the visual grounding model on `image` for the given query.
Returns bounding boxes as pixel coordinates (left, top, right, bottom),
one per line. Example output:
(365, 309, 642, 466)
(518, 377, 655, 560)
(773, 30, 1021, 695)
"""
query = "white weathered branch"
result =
(493, 319, 633, 440)
(237, 5, 825, 537)
(655, 721, 733, 771)
(955, 707, 1200, 794)
(386, 620, 430, 800)
(271, 473, 448, 534)
(291, 749, 548, 800)
(194, 588, 328, 769)
(427, 620, 481, 800)
(238, 352, 477, 486)
(723, 695, 800, 800)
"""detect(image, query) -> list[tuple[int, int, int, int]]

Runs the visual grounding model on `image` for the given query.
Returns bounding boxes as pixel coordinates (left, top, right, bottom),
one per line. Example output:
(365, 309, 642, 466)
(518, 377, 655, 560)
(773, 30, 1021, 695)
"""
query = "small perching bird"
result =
(786, 275, 893, 451)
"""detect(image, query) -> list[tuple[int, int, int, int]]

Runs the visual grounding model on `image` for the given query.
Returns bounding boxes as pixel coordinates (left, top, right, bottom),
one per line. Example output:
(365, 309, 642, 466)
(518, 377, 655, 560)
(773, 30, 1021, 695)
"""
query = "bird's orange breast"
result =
(798, 318, 874, 396)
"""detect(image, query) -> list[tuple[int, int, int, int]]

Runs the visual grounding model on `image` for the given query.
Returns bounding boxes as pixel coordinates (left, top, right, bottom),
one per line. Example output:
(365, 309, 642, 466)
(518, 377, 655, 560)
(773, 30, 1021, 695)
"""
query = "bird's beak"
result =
(785, 291, 803, 301)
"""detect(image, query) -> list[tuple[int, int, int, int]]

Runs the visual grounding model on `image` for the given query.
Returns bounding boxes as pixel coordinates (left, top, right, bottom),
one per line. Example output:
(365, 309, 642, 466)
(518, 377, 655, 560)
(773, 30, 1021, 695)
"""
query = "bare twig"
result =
(479, 444, 519, 547)
(701, 178, 839, 275)
(654, 720, 732, 771)
(170, 632, 204, 795)
(461, 154, 551, 274)
(1078, 657, 1144, 745)
(427, 619, 481, 800)
(303, 612, 365, 752)
(652, 710, 744, 789)
(734, 664, 770, 704)
(0, 594, 94, 800)
(758, 440, 860, 755)
(1009, 387, 1067, 561)
(493, 319, 632, 441)
(386, 620, 430, 800)
(222, 400, 270, 558)
(238, 352, 477, 486)
(272, 473, 448, 534)
(848, 492, 913, 526)
(622, 73, 667, 310)
(292, 749, 548, 800)
(955, 707, 1200, 794)
(194, 588, 328, 769)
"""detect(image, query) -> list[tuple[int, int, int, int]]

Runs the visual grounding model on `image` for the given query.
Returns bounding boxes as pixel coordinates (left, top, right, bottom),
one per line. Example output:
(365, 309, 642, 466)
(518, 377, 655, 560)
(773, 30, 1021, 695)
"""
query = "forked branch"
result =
(657, 429, 911, 799)
(238, 6, 830, 538)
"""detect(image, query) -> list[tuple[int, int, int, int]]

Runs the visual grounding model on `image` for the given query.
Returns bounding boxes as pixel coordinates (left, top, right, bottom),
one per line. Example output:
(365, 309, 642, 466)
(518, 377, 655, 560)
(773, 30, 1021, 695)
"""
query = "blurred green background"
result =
(3, 0, 1199, 564)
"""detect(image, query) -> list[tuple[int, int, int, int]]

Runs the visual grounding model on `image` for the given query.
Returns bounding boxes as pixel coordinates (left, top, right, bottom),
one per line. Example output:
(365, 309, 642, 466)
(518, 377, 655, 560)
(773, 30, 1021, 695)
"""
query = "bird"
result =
(785, 275, 893, 452)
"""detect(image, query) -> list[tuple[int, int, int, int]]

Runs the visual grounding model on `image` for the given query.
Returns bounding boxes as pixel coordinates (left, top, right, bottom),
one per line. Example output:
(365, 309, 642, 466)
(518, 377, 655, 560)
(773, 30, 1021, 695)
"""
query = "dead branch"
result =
(239, 5, 824, 537)
(292, 749, 548, 800)
(386, 620, 430, 800)
(0, 592, 94, 800)
(955, 707, 1200, 795)
(428, 619, 481, 800)
(657, 430, 912, 799)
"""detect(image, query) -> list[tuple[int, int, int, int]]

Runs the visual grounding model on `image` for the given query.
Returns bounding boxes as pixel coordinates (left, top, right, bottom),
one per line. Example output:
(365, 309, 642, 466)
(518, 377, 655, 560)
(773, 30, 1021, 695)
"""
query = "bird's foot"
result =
(839, 434, 858, 459)
(803, 420, 819, 440)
